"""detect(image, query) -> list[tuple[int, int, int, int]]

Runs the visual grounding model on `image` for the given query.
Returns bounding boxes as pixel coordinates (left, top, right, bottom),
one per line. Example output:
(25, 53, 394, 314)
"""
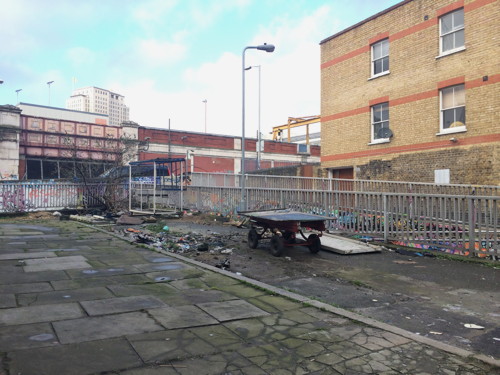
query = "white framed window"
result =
(371, 39, 389, 77)
(440, 84, 465, 133)
(371, 102, 391, 143)
(439, 8, 464, 55)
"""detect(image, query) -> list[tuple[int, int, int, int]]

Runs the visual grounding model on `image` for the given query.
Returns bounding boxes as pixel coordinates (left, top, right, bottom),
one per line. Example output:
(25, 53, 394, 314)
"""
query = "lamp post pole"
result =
(241, 44, 274, 211)
(245, 65, 262, 170)
(47, 81, 54, 105)
(202, 99, 207, 133)
(15, 89, 22, 103)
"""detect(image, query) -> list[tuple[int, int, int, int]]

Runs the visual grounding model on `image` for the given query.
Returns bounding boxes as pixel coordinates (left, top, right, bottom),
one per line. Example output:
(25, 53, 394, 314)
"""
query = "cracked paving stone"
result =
(188, 325, 246, 350)
(128, 329, 215, 363)
(171, 352, 255, 375)
(197, 299, 270, 321)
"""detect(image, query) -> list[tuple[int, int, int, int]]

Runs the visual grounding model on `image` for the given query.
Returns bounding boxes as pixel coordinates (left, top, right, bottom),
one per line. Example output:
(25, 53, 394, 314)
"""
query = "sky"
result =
(0, 0, 401, 138)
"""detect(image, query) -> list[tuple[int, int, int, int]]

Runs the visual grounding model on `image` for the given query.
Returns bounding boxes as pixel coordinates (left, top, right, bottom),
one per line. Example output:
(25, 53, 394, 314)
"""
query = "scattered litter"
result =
(127, 228, 141, 233)
(393, 260, 417, 264)
(52, 211, 62, 217)
(235, 272, 242, 276)
(464, 323, 484, 329)
(372, 299, 378, 302)
(493, 338, 500, 341)
(221, 249, 233, 255)
(429, 331, 443, 335)
(284, 257, 292, 261)
(163, 226, 170, 231)
(215, 258, 230, 270)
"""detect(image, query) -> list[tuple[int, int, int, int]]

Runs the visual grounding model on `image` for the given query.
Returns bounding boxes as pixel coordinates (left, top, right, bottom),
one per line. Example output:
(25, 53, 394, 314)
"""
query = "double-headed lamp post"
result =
(47, 81, 54, 105)
(241, 43, 274, 211)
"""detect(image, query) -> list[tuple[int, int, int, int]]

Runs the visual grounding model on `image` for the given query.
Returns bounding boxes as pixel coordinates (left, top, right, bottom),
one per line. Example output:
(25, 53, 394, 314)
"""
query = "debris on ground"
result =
(116, 215, 144, 225)
(464, 323, 485, 330)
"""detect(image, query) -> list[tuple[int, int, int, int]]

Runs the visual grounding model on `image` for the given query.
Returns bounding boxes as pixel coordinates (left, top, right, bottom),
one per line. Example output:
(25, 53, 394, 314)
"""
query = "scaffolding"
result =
(128, 158, 186, 215)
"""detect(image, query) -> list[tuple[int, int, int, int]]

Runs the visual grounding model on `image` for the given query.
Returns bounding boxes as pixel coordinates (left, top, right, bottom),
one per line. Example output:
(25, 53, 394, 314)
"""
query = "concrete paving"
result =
(0, 219, 498, 375)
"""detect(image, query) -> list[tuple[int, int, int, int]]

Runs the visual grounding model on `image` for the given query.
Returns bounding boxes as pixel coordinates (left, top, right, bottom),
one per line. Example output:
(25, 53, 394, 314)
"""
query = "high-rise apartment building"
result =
(66, 86, 130, 126)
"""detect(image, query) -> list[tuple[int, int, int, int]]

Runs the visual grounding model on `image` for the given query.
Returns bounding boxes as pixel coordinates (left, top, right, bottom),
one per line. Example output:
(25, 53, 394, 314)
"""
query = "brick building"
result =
(320, 0, 499, 184)
(0, 103, 320, 180)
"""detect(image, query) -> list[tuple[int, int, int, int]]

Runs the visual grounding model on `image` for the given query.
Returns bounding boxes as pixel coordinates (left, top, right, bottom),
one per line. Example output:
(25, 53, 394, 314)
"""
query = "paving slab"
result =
(128, 329, 216, 363)
(320, 232, 380, 254)
(65, 265, 142, 278)
(0, 293, 16, 308)
(16, 286, 114, 306)
(197, 299, 270, 322)
(0, 281, 53, 294)
(0, 303, 84, 325)
(50, 274, 150, 290)
(148, 305, 219, 329)
(0, 269, 69, 284)
(7, 338, 143, 375)
(22, 255, 91, 272)
(0, 251, 57, 260)
(0, 322, 58, 351)
(53, 312, 163, 344)
(81, 295, 166, 315)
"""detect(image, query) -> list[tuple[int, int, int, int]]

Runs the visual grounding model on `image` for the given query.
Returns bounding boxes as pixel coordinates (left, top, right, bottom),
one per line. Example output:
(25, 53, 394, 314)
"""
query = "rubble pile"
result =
(118, 225, 240, 262)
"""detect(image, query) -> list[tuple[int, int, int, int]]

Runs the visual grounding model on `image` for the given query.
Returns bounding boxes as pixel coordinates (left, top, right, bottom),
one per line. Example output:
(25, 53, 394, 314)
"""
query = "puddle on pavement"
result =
(154, 276, 172, 282)
(29, 333, 55, 342)
(153, 264, 183, 271)
(82, 270, 99, 274)
(150, 257, 174, 263)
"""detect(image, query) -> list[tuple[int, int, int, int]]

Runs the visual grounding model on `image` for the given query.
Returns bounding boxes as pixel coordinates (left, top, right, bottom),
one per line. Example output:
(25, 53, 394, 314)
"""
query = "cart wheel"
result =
(308, 234, 321, 254)
(248, 229, 259, 249)
(270, 235, 284, 257)
(283, 231, 296, 244)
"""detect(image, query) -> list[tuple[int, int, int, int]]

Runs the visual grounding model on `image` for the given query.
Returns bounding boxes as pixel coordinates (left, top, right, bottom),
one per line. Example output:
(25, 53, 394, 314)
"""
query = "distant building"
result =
(0, 103, 320, 181)
(320, 0, 499, 184)
(66, 86, 130, 126)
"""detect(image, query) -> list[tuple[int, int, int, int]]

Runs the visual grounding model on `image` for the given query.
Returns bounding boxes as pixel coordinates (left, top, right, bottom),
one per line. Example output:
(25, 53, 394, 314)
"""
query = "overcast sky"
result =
(0, 0, 400, 138)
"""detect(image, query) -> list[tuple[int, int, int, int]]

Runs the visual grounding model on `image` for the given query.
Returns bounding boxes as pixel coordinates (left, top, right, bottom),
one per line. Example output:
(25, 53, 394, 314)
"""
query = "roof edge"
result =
(320, 0, 413, 45)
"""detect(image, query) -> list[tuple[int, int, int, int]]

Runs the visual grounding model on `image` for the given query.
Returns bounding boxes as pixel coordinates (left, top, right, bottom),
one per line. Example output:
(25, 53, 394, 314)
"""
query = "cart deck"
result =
(240, 209, 332, 257)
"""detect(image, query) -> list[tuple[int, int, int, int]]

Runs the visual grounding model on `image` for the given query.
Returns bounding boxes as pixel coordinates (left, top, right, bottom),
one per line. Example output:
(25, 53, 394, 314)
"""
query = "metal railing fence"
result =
(191, 172, 500, 196)
(0, 181, 125, 213)
(1, 175, 498, 258)
(184, 186, 499, 258)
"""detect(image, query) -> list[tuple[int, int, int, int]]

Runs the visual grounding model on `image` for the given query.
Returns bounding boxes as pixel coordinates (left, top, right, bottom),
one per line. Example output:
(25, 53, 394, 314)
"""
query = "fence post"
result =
(468, 197, 476, 257)
(383, 193, 389, 243)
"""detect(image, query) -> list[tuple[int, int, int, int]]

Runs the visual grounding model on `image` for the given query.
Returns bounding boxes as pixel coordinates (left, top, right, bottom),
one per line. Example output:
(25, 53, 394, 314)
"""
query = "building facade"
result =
(320, 0, 499, 185)
(66, 86, 130, 127)
(0, 104, 320, 181)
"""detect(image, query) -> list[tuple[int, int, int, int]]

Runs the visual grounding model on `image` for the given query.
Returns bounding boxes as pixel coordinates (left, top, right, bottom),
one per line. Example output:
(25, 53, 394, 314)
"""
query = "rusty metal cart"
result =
(240, 209, 332, 257)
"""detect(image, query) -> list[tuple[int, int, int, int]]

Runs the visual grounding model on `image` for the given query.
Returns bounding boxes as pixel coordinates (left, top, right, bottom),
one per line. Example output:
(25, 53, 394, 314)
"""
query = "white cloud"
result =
(66, 47, 97, 67)
(135, 38, 187, 67)
(107, 4, 338, 139)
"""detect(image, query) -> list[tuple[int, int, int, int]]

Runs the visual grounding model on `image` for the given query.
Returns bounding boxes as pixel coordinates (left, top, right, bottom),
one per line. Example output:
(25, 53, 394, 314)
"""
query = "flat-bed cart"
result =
(240, 209, 332, 257)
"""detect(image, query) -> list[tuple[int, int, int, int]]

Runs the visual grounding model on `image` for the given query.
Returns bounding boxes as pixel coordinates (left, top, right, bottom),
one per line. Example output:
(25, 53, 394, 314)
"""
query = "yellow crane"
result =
(271, 116, 320, 144)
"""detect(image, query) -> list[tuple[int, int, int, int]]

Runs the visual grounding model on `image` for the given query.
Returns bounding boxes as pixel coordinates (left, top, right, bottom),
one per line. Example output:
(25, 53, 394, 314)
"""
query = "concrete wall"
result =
(320, 0, 499, 185)
(0, 105, 21, 180)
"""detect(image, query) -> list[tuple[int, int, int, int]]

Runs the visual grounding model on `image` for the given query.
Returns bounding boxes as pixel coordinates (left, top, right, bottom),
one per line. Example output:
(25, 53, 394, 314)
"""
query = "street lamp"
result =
(202, 99, 207, 133)
(47, 81, 54, 105)
(241, 43, 275, 211)
(245, 65, 262, 170)
(15, 89, 22, 103)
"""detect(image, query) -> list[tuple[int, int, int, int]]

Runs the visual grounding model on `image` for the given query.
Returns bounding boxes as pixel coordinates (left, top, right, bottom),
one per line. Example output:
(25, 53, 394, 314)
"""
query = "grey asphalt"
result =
(0, 219, 498, 375)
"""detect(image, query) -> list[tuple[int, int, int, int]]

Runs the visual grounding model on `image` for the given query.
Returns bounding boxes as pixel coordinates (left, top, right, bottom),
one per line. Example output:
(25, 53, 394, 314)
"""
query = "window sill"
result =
(436, 46, 466, 59)
(368, 71, 390, 81)
(368, 139, 391, 145)
(436, 127, 467, 136)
